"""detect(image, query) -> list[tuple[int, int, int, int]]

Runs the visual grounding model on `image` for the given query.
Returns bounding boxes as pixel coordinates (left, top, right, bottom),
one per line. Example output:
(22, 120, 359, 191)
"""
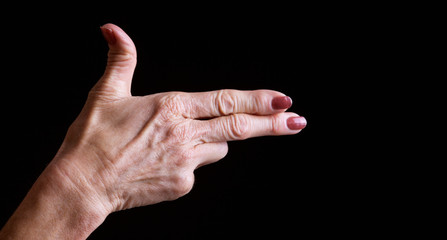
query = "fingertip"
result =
(101, 23, 117, 29)
(272, 96, 293, 110)
(100, 23, 124, 35)
(254, 90, 292, 113)
(100, 23, 136, 50)
(286, 115, 307, 131)
(100, 25, 116, 45)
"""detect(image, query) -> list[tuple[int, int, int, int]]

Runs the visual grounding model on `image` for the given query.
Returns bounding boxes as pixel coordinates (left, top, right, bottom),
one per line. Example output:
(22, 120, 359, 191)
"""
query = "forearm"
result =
(0, 162, 108, 240)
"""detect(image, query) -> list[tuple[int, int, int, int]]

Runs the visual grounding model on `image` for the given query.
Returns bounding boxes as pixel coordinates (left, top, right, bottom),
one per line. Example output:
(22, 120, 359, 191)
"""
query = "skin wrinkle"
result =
(185, 93, 207, 119)
(216, 89, 236, 116)
(255, 92, 268, 114)
(0, 23, 306, 240)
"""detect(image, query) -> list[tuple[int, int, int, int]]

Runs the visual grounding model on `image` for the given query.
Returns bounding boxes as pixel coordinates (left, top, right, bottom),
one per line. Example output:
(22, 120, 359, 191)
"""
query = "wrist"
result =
(50, 165, 109, 235)
(0, 158, 109, 240)
(41, 157, 111, 233)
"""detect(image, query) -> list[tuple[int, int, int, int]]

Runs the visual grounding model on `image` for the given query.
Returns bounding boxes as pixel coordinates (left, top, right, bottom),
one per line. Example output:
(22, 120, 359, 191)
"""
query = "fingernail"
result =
(100, 26, 116, 45)
(272, 96, 292, 110)
(287, 116, 307, 130)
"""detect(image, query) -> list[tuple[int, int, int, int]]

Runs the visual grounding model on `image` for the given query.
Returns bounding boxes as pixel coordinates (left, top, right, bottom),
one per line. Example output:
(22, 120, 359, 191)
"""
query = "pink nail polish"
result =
(287, 116, 307, 130)
(272, 96, 292, 110)
(100, 26, 116, 45)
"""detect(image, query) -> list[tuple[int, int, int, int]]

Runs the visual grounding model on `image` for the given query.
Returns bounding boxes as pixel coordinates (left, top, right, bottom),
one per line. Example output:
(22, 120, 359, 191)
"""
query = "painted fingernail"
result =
(100, 26, 116, 45)
(272, 96, 292, 110)
(287, 116, 307, 130)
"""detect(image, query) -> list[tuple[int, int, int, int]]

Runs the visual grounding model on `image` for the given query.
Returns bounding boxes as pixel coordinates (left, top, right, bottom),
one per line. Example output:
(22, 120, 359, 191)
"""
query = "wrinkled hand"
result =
(49, 24, 307, 215)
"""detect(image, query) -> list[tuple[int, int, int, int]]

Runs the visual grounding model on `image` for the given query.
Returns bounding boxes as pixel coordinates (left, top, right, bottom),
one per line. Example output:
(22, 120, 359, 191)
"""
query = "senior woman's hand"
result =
(0, 24, 306, 240)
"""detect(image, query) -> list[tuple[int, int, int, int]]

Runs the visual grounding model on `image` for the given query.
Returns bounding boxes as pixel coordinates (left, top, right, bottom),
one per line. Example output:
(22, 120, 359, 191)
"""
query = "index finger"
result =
(183, 89, 293, 119)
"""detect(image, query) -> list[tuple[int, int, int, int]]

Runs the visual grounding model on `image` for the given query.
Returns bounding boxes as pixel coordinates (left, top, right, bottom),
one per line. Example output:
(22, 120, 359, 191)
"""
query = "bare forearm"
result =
(0, 163, 107, 240)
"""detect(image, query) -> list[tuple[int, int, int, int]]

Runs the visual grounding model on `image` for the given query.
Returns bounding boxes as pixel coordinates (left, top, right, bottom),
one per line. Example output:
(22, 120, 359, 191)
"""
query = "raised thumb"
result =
(95, 23, 137, 99)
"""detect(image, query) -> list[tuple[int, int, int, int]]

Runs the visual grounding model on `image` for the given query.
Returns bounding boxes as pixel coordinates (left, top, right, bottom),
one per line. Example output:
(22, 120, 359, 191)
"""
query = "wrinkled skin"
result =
(0, 24, 306, 240)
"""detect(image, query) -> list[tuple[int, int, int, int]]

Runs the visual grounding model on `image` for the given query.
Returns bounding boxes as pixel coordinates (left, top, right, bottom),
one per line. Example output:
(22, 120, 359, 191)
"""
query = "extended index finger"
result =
(183, 89, 293, 119)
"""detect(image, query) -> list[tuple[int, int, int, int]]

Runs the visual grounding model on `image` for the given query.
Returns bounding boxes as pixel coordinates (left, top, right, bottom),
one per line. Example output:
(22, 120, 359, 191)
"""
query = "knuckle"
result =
(169, 123, 188, 141)
(216, 90, 237, 115)
(270, 114, 283, 135)
(170, 173, 194, 198)
(167, 120, 196, 144)
(158, 93, 186, 118)
(229, 114, 251, 140)
(253, 91, 270, 112)
(108, 49, 137, 66)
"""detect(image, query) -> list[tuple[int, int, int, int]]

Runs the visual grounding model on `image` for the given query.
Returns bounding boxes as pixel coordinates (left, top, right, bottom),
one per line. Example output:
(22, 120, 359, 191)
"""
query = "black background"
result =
(0, 4, 383, 239)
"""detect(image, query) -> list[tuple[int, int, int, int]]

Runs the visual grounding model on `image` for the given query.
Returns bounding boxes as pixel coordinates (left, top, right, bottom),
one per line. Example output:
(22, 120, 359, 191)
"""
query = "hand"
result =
(0, 23, 306, 239)
(49, 23, 306, 214)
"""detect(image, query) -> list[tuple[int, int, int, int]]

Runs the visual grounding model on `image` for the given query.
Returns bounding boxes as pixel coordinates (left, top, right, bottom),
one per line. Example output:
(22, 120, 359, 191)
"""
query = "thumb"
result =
(95, 23, 137, 99)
